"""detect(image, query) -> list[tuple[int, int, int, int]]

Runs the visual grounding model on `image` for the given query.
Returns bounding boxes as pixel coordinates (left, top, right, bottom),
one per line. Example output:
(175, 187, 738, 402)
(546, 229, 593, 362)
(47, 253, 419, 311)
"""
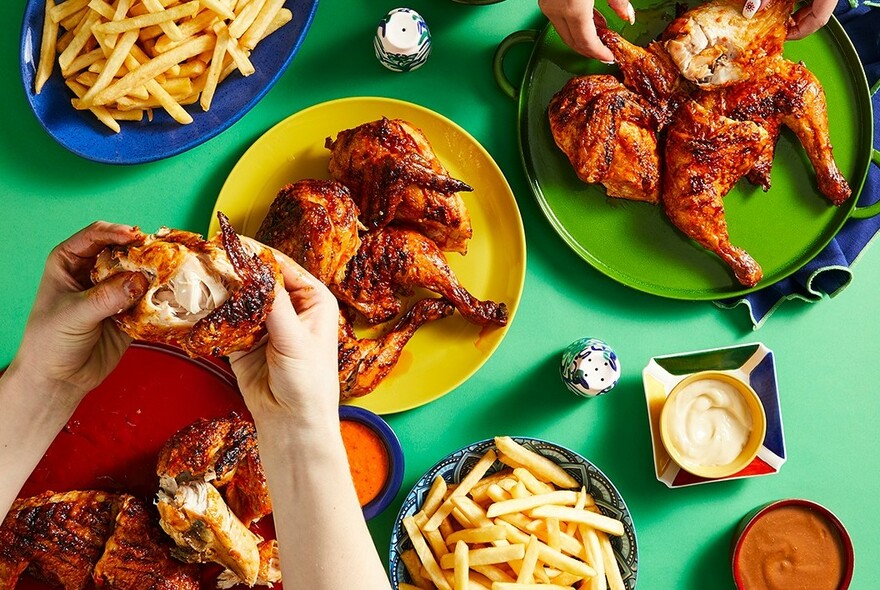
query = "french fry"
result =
(546, 517, 561, 552)
(404, 516, 453, 590)
(199, 24, 228, 110)
(49, 0, 90, 24)
(495, 438, 579, 489)
(400, 584, 427, 590)
(81, 29, 138, 103)
(426, 528, 450, 559)
(57, 9, 100, 71)
(238, 0, 284, 49)
(528, 506, 624, 538)
(260, 6, 291, 40)
(516, 535, 541, 584)
(596, 532, 625, 590)
(422, 476, 449, 519)
(445, 525, 508, 546)
(141, 0, 186, 42)
(486, 491, 580, 518)
(440, 545, 526, 570)
(513, 468, 555, 496)
(579, 525, 606, 590)
(92, 1, 200, 35)
(65, 78, 120, 132)
(454, 541, 469, 590)
(228, 0, 266, 38)
(35, 0, 60, 93)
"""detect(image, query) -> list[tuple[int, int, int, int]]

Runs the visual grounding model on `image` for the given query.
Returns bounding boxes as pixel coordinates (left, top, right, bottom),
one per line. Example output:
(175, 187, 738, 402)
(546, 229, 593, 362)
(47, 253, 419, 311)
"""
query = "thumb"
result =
(69, 272, 148, 331)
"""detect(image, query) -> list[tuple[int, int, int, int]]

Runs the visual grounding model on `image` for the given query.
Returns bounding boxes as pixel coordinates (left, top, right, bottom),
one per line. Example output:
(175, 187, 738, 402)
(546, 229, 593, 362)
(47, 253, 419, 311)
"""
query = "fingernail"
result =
(626, 3, 636, 25)
(124, 273, 147, 299)
(600, 59, 616, 65)
(742, 0, 758, 18)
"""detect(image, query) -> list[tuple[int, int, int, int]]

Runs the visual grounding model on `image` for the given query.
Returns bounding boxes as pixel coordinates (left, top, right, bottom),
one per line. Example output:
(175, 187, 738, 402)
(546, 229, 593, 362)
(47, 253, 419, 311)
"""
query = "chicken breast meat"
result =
(92, 212, 281, 357)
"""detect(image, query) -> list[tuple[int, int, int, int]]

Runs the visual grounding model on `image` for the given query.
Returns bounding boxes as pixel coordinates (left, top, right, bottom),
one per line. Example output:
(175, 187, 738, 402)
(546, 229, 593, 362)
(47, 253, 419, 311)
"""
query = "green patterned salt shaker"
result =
(374, 8, 432, 72)
(560, 337, 621, 397)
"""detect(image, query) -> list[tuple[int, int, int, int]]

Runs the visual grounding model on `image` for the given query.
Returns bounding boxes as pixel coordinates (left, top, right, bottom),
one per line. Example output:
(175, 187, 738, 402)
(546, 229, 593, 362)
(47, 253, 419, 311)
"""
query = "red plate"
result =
(14, 341, 279, 590)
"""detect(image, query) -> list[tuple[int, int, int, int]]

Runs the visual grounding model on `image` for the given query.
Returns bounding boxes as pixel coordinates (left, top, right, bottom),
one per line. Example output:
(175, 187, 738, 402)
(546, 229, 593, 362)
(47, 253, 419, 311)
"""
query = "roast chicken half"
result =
(92, 212, 281, 357)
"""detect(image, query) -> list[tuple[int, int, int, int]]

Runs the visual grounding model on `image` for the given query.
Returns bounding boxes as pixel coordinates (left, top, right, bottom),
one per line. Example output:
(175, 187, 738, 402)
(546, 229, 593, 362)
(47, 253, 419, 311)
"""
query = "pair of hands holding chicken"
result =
(541, 0, 836, 62)
(0, 221, 392, 589)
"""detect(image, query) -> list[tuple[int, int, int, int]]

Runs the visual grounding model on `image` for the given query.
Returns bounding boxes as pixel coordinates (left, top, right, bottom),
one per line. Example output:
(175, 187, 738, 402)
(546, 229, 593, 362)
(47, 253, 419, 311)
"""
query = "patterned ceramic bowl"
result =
(388, 437, 638, 588)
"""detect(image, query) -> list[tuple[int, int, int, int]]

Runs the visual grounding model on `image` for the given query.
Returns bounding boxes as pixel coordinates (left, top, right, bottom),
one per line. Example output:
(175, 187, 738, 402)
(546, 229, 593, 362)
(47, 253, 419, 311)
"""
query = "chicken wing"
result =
(663, 100, 768, 286)
(326, 117, 474, 253)
(548, 75, 662, 203)
(339, 297, 455, 399)
(92, 212, 281, 357)
(337, 226, 508, 326)
(92, 496, 199, 590)
(697, 59, 851, 203)
(661, 0, 792, 88)
(0, 491, 119, 590)
(255, 180, 362, 286)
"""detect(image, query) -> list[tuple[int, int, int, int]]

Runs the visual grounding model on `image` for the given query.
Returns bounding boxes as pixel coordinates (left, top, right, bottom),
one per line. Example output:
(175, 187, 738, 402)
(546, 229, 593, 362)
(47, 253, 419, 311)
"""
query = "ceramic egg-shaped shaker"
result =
(374, 8, 432, 72)
(560, 337, 621, 397)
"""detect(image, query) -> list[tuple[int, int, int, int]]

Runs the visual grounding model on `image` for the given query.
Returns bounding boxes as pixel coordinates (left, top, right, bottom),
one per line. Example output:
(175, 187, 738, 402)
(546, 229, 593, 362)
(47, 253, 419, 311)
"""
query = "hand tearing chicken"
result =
(92, 212, 282, 357)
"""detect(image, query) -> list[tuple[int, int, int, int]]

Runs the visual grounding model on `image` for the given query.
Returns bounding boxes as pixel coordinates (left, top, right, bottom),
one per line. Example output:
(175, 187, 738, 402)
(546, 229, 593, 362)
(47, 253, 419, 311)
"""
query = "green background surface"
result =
(1, 1, 878, 588)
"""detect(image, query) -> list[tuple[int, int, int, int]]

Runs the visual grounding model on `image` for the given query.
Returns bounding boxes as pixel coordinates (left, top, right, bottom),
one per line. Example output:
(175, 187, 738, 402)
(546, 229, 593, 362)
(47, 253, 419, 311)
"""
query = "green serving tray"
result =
(495, 1, 878, 300)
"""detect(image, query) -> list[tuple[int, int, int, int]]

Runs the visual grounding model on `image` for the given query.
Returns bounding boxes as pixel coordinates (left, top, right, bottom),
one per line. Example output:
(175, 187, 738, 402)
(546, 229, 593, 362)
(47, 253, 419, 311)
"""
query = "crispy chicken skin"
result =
(0, 491, 118, 590)
(548, 75, 662, 203)
(663, 100, 767, 286)
(337, 226, 508, 326)
(697, 60, 851, 203)
(255, 179, 362, 286)
(92, 496, 199, 590)
(156, 414, 270, 528)
(662, 0, 793, 88)
(92, 212, 281, 357)
(326, 117, 474, 253)
(338, 297, 455, 399)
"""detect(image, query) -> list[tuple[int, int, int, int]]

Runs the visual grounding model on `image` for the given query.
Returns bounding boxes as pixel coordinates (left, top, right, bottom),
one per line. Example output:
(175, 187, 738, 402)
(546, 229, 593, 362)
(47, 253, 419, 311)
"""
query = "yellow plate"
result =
(209, 97, 526, 414)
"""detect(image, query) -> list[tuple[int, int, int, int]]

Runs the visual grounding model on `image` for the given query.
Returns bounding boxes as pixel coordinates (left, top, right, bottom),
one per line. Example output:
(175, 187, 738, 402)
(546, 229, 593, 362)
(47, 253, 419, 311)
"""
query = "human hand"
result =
(538, 0, 635, 62)
(742, 0, 836, 39)
(229, 250, 340, 432)
(10, 222, 148, 410)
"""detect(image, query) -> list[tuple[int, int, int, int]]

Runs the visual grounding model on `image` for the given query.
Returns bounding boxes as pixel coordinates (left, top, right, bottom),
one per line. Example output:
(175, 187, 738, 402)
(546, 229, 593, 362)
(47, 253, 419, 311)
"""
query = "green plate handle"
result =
(493, 30, 539, 100)
(850, 148, 880, 220)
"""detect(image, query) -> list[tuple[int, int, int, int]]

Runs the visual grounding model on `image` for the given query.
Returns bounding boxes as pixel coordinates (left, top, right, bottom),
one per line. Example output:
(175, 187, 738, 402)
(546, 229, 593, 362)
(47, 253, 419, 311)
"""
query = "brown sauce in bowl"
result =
(736, 504, 848, 590)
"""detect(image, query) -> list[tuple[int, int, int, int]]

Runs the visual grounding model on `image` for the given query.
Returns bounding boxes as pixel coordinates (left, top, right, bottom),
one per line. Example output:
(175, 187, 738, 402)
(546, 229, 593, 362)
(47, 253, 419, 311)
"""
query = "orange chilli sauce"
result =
(340, 420, 390, 506)
(736, 505, 847, 590)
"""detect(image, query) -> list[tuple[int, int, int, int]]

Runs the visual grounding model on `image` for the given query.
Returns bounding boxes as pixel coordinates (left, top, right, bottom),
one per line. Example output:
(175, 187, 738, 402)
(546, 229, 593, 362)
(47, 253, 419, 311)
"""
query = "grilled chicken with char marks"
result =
(697, 59, 851, 203)
(92, 212, 281, 357)
(337, 226, 508, 326)
(0, 490, 118, 590)
(92, 496, 199, 590)
(663, 100, 767, 286)
(326, 117, 474, 253)
(0, 491, 197, 590)
(338, 297, 455, 399)
(548, 75, 662, 203)
(156, 414, 279, 587)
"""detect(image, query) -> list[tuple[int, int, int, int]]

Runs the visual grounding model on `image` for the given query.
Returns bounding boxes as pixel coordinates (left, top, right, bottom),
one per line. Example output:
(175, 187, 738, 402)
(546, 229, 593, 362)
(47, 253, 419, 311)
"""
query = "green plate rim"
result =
(516, 15, 874, 301)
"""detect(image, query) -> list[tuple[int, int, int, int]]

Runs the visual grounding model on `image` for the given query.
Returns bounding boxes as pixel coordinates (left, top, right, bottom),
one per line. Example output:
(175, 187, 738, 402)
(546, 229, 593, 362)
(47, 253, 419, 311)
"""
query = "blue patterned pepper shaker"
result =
(560, 337, 621, 397)
(374, 8, 431, 72)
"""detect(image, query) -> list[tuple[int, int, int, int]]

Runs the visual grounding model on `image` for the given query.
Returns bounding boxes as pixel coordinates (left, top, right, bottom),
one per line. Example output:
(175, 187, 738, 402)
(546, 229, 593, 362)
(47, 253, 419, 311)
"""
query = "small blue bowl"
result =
(19, 0, 318, 164)
(339, 405, 404, 521)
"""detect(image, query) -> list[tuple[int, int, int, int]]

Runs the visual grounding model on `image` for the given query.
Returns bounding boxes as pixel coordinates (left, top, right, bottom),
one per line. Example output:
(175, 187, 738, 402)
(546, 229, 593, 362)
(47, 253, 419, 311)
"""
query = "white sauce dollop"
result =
(666, 378, 753, 467)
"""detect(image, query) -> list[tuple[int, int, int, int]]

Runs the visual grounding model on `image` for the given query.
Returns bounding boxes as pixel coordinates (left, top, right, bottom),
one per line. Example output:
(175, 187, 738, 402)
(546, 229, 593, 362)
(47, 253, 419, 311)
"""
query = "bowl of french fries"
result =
(389, 436, 638, 590)
(20, 0, 318, 164)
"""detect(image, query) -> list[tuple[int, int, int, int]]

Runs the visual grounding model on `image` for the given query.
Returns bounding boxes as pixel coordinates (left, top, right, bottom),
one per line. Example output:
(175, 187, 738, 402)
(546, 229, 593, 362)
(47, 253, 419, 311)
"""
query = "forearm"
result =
(255, 417, 392, 590)
(0, 362, 78, 519)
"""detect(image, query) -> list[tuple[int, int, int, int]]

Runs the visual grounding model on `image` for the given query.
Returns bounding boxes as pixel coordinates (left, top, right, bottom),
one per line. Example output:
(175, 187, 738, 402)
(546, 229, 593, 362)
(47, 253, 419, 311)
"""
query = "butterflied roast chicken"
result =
(156, 414, 279, 588)
(549, 0, 851, 286)
(92, 212, 281, 357)
(326, 117, 474, 253)
(0, 491, 198, 590)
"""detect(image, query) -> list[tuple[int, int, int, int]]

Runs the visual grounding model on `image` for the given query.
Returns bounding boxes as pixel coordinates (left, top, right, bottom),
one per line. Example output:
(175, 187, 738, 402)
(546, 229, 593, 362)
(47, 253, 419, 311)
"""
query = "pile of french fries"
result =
(399, 436, 628, 590)
(34, 0, 292, 132)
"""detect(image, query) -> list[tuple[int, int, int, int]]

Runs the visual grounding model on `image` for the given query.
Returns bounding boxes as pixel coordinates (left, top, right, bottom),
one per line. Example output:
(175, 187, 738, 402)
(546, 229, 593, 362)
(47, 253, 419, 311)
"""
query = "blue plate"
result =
(339, 405, 405, 521)
(388, 437, 639, 589)
(19, 0, 318, 165)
